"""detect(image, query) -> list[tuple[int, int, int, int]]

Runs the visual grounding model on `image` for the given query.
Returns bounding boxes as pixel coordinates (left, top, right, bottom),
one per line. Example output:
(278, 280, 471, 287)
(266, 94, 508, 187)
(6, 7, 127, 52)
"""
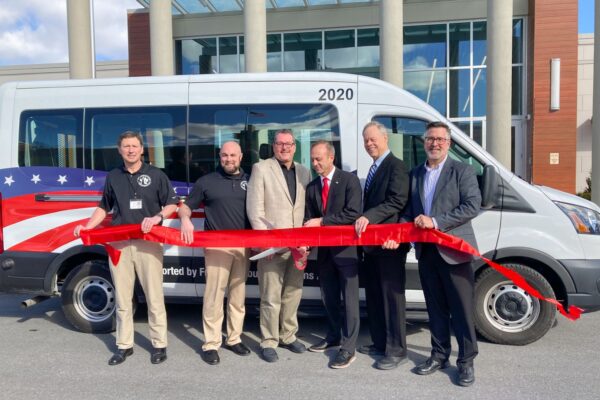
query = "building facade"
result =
(125, 0, 578, 193)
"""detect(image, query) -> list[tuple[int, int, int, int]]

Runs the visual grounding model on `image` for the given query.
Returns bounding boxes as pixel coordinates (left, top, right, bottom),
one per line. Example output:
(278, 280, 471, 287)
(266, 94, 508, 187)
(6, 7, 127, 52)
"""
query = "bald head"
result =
(220, 141, 243, 175)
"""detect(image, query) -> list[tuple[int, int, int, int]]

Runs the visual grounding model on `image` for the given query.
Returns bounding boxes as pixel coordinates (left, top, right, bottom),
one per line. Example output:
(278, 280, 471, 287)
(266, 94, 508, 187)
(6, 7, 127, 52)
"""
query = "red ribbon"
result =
(81, 223, 583, 321)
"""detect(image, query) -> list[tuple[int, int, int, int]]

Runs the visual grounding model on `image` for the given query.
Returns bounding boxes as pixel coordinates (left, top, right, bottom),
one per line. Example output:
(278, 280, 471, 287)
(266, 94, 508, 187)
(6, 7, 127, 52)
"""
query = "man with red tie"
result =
(303, 141, 362, 368)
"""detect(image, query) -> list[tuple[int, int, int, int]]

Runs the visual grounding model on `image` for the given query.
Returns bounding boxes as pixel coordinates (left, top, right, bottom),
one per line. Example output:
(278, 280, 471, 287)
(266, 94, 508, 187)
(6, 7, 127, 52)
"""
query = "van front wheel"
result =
(474, 263, 556, 345)
(61, 260, 116, 333)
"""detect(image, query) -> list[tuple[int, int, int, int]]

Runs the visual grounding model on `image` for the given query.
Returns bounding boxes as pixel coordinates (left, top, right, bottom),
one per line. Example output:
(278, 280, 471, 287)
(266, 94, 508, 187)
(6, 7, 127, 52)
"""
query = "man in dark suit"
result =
(385, 121, 481, 386)
(354, 121, 410, 370)
(303, 141, 362, 369)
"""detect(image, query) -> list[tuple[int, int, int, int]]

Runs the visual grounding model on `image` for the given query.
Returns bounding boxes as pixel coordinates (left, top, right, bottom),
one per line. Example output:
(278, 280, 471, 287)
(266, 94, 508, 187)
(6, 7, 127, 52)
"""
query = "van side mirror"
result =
(480, 164, 499, 210)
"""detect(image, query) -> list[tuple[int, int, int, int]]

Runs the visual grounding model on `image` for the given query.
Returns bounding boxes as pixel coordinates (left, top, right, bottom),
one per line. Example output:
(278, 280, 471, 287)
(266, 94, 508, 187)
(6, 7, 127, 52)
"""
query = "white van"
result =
(0, 73, 598, 346)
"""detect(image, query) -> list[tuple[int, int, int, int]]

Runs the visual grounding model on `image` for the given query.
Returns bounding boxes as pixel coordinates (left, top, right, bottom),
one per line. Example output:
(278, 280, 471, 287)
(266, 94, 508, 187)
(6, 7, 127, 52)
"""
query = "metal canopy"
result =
(136, 0, 378, 15)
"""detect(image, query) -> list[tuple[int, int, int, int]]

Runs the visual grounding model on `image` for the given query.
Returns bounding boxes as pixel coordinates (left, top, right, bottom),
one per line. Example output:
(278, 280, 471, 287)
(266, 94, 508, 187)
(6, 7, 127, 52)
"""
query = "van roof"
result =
(9, 72, 361, 89)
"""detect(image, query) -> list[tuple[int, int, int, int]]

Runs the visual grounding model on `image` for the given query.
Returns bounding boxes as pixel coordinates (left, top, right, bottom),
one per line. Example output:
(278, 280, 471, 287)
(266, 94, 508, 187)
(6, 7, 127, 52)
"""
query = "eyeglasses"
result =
(274, 142, 296, 148)
(424, 136, 450, 144)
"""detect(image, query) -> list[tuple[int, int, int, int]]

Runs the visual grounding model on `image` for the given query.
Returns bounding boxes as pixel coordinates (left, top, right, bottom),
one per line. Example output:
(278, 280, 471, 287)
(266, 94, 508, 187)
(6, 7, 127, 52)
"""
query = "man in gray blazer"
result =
(246, 129, 311, 363)
(385, 121, 481, 386)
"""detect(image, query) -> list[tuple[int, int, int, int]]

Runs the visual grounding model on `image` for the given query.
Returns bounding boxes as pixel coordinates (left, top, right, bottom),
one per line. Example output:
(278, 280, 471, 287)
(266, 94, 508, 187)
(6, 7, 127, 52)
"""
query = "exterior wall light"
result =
(550, 58, 560, 111)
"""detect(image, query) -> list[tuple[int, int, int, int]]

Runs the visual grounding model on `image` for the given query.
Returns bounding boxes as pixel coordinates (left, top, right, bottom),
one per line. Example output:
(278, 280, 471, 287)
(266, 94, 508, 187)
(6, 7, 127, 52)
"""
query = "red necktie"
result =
(321, 177, 329, 213)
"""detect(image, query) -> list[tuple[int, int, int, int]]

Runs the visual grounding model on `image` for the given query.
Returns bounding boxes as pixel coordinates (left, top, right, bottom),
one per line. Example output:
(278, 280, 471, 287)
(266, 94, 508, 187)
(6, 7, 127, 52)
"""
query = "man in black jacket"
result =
(355, 121, 410, 370)
(303, 141, 362, 369)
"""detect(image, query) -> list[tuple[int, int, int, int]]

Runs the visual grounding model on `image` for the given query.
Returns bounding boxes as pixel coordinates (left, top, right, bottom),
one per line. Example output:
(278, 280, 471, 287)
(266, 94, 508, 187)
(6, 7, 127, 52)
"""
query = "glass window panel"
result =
(284, 32, 323, 71)
(449, 22, 470, 67)
(178, 0, 210, 13)
(404, 70, 447, 116)
(267, 33, 283, 72)
(512, 65, 523, 115)
(473, 21, 487, 66)
(472, 121, 483, 147)
(178, 38, 217, 75)
(453, 120, 471, 138)
(189, 104, 340, 178)
(357, 28, 379, 68)
(85, 107, 186, 178)
(373, 116, 429, 168)
(449, 69, 471, 118)
(210, 0, 242, 12)
(513, 19, 523, 64)
(276, 0, 305, 7)
(188, 106, 246, 180)
(219, 36, 238, 73)
(309, 0, 337, 5)
(324, 29, 357, 69)
(404, 24, 447, 69)
(472, 67, 486, 117)
(19, 109, 83, 168)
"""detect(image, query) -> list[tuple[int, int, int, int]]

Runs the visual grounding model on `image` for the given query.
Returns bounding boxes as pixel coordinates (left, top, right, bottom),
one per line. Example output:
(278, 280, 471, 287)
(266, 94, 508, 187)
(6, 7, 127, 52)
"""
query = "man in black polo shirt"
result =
(74, 131, 178, 366)
(178, 141, 251, 365)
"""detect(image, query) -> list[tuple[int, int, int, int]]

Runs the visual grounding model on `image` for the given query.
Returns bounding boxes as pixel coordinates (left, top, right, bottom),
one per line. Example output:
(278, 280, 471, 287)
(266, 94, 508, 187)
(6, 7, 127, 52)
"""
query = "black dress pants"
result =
(418, 243, 478, 366)
(318, 251, 360, 353)
(362, 250, 407, 357)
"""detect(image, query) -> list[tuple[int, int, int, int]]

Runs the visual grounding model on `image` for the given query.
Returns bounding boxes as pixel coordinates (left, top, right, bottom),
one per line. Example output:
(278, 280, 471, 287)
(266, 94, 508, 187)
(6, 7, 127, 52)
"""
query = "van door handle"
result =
(35, 194, 102, 202)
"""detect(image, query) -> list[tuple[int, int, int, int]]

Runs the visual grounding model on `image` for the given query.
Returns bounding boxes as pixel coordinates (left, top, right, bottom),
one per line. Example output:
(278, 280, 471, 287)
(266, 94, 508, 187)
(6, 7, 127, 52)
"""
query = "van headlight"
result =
(555, 202, 600, 234)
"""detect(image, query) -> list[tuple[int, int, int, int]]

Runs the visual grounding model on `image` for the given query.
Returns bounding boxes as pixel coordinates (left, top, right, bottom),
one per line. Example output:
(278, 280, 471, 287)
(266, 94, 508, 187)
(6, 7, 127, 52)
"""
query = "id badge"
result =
(130, 199, 143, 210)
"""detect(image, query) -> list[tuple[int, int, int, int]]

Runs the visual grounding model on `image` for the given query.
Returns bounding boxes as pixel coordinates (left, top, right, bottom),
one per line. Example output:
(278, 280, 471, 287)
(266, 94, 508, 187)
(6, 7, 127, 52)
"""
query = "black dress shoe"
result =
(151, 347, 167, 364)
(357, 344, 385, 356)
(329, 350, 356, 369)
(375, 355, 408, 370)
(279, 340, 307, 353)
(261, 347, 279, 363)
(226, 342, 251, 356)
(458, 364, 475, 387)
(108, 348, 133, 366)
(414, 357, 450, 375)
(202, 350, 220, 365)
(308, 339, 340, 353)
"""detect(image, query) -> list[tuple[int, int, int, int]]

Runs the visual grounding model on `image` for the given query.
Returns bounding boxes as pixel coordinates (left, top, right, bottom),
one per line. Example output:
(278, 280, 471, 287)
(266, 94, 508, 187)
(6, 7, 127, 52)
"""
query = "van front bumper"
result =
(562, 259, 600, 312)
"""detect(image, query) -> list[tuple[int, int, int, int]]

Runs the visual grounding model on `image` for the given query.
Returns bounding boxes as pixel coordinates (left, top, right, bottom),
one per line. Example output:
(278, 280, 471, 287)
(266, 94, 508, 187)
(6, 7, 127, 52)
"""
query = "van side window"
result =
(85, 107, 186, 180)
(19, 109, 83, 168)
(373, 116, 484, 175)
(189, 104, 340, 181)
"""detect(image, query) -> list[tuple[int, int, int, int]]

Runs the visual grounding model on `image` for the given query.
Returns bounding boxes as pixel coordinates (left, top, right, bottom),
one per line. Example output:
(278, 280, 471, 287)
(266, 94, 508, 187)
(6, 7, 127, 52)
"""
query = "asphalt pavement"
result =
(1, 293, 598, 400)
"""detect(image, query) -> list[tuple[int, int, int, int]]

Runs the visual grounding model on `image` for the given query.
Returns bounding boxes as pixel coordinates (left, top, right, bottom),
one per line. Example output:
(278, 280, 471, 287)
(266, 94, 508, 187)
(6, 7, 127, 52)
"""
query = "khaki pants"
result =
(202, 247, 250, 351)
(257, 252, 304, 348)
(109, 240, 167, 350)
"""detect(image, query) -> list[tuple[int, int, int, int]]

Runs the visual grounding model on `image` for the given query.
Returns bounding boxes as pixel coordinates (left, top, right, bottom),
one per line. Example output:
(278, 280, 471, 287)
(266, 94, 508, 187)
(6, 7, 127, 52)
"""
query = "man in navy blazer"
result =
(385, 121, 481, 386)
(355, 121, 410, 370)
(304, 141, 362, 369)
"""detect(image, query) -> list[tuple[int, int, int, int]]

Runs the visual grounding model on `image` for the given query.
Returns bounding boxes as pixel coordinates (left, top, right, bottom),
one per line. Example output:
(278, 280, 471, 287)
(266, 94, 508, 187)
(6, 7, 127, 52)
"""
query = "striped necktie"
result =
(364, 162, 377, 191)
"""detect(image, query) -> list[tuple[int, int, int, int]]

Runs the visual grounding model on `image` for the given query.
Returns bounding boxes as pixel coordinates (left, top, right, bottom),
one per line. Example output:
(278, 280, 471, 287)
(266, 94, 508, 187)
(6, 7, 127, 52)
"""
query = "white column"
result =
(150, 0, 174, 76)
(486, 0, 513, 170)
(380, 0, 403, 87)
(592, 0, 600, 205)
(66, 0, 93, 79)
(244, 0, 267, 73)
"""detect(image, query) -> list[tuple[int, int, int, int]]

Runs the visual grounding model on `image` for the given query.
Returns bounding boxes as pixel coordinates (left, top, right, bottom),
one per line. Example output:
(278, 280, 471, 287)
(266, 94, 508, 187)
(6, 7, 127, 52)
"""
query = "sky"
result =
(0, 0, 140, 66)
(579, 0, 595, 33)
(0, 0, 595, 67)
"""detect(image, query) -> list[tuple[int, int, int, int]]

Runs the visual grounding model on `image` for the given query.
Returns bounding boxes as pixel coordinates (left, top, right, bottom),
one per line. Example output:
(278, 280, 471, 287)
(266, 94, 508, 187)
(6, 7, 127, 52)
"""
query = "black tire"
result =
(474, 263, 557, 345)
(61, 260, 116, 333)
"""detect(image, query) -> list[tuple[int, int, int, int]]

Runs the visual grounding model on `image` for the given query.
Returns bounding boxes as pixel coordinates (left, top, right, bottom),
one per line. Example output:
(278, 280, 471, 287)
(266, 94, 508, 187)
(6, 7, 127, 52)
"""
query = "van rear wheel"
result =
(474, 263, 556, 345)
(61, 260, 116, 333)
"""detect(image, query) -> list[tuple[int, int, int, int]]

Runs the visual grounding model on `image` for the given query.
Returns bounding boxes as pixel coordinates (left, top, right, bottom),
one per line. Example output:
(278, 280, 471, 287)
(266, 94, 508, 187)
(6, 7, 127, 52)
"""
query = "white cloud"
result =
(0, 0, 140, 66)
